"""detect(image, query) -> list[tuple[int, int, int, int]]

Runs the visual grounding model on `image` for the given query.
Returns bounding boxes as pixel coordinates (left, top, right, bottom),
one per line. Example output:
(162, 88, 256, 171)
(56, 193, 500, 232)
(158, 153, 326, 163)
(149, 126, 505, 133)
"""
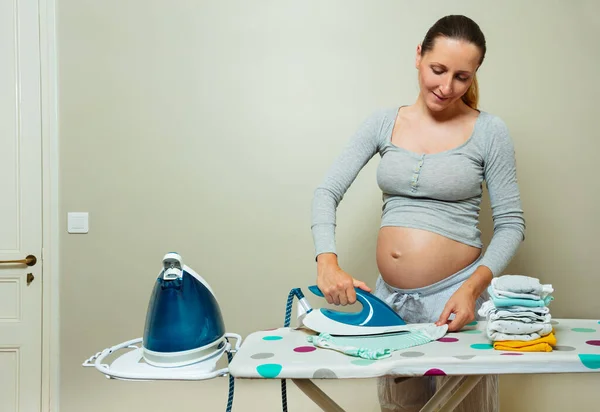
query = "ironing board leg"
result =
(420, 376, 464, 412)
(419, 375, 483, 412)
(436, 376, 483, 412)
(291, 379, 346, 412)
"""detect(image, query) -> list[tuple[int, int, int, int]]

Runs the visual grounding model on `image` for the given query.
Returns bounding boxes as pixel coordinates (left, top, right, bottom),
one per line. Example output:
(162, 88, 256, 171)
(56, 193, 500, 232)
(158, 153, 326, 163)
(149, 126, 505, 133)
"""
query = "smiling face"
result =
(416, 36, 482, 112)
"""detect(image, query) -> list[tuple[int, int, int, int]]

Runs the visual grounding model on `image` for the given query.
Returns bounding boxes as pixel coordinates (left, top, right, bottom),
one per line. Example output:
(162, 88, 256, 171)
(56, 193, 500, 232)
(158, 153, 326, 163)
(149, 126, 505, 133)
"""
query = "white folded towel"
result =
(492, 305, 550, 314)
(478, 301, 551, 321)
(487, 328, 553, 342)
(487, 319, 553, 335)
(491, 275, 553, 298)
(489, 312, 551, 323)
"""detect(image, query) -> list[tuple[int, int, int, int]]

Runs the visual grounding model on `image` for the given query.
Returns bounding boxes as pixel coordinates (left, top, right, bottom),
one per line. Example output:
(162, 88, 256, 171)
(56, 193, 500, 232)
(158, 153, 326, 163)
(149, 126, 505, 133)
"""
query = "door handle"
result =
(0, 255, 37, 266)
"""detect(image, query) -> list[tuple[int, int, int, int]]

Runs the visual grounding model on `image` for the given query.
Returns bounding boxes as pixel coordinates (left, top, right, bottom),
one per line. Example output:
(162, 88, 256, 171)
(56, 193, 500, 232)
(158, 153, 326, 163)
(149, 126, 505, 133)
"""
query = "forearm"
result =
(461, 265, 493, 299)
(478, 225, 524, 276)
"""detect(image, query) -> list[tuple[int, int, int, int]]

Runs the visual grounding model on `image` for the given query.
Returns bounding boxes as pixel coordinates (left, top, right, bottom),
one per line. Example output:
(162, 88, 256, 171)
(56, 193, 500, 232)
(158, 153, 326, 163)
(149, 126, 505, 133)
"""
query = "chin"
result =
(425, 99, 448, 112)
(426, 103, 445, 112)
(425, 93, 455, 112)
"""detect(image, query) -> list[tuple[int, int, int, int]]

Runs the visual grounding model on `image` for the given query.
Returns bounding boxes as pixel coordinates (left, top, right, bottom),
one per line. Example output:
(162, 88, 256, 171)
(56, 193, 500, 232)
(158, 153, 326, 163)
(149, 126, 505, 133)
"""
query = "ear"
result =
(415, 44, 422, 69)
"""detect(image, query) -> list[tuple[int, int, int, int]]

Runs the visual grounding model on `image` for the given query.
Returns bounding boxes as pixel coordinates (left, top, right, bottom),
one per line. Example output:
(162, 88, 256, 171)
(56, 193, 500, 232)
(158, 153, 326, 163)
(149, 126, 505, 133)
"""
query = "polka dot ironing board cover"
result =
(228, 319, 600, 379)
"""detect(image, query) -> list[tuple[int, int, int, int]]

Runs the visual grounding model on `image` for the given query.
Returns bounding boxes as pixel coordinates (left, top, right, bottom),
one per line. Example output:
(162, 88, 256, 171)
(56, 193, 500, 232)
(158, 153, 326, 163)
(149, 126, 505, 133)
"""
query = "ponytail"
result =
(462, 74, 479, 110)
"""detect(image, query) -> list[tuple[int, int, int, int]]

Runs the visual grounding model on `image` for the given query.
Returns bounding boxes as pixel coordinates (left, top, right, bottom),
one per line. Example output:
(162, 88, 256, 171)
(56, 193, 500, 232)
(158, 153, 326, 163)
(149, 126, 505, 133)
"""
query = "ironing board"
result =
(228, 318, 600, 412)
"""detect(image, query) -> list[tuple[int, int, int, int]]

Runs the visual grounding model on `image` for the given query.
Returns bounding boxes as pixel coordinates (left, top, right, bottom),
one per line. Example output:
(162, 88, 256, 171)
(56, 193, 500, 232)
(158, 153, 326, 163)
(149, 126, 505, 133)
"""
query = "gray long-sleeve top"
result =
(311, 107, 526, 276)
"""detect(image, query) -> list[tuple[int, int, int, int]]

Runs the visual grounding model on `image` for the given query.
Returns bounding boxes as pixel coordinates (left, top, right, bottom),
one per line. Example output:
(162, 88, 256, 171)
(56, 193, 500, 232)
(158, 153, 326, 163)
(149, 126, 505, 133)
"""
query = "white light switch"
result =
(68, 212, 89, 233)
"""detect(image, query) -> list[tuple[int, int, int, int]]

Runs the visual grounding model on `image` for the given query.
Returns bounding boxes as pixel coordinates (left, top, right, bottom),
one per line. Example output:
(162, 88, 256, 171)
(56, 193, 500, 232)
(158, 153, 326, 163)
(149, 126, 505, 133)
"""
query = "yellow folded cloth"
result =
(493, 332, 557, 352)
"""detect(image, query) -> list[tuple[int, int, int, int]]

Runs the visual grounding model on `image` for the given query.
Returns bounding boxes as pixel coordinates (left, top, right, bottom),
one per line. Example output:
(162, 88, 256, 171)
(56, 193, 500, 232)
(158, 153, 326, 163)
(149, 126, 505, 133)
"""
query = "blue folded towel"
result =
(487, 286, 553, 308)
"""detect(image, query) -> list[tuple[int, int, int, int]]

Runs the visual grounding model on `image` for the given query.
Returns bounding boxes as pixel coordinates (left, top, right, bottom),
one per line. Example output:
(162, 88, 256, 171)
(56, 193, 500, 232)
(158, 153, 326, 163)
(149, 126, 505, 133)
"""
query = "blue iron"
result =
(142, 252, 227, 367)
(296, 285, 410, 336)
(83, 252, 241, 382)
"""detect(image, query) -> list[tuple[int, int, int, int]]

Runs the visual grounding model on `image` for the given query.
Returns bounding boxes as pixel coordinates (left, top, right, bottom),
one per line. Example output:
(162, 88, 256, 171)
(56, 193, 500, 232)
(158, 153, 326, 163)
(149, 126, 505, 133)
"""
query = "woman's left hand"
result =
(435, 286, 477, 332)
(435, 265, 493, 332)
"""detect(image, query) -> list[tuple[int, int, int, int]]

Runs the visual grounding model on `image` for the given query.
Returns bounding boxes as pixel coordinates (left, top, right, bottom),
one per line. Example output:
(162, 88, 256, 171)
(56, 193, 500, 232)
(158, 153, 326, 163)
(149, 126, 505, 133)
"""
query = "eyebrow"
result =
(430, 62, 473, 75)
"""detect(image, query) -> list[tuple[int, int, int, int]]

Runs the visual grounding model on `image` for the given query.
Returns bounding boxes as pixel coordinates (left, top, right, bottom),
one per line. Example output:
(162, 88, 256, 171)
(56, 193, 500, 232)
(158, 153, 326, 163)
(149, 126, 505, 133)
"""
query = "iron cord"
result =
(281, 288, 306, 411)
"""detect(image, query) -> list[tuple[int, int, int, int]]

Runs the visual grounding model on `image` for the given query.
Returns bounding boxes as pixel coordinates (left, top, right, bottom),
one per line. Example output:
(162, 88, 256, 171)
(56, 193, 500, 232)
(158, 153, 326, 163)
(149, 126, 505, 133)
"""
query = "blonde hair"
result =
(461, 74, 479, 110)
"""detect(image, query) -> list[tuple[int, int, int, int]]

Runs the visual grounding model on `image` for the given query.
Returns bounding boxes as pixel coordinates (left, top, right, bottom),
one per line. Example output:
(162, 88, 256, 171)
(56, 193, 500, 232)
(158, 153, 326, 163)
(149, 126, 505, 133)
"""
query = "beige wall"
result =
(57, 1, 600, 411)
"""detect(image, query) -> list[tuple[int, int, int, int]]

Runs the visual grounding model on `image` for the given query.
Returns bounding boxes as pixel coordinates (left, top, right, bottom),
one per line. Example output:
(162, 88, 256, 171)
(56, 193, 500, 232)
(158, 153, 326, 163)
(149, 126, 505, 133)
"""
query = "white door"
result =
(0, 0, 43, 411)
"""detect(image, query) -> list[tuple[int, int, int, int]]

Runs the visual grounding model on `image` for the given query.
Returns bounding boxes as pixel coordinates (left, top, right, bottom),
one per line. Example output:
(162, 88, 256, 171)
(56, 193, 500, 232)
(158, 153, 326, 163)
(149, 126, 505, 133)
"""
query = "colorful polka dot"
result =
(461, 330, 482, 334)
(313, 368, 337, 378)
(501, 352, 523, 356)
(251, 353, 274, 359)
(467, 321, 478, 326)
(262, 335, 283, 341)
(294, 346, 316, 353)
(586, 340, 600, 347)
(438, 337, 459, 343)
(400, 351, 424, 358)
(555, 346, 576, 352)
(470, 343, 493, 350)
(351, 359, 376, 366)
(571, 328, 596, 333)
(454, 355, 475, 360)
(424, 368, 446, 376)
(256, 364, 282, 378)
(578, 354, 600, 370)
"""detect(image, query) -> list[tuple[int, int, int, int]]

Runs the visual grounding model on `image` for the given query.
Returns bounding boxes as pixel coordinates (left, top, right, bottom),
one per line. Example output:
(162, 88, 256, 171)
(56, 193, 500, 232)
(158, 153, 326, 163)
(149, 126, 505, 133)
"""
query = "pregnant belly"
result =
(376, 227, 481, 289)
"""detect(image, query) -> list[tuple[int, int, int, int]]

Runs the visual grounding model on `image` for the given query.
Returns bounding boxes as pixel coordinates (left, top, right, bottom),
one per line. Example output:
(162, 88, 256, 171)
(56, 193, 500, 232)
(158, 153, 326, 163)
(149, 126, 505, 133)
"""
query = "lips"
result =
(432, 91, 448, 101)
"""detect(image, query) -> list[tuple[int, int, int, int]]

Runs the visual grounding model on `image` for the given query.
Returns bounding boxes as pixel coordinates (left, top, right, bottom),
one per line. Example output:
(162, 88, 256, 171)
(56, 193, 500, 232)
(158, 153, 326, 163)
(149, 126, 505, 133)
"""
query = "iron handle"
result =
(0, 255, 37, 266)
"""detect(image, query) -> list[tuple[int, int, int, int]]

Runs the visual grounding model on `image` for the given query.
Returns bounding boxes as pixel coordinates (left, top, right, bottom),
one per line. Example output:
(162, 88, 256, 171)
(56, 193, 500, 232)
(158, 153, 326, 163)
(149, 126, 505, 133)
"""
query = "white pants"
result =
(373, 258, 499, 412)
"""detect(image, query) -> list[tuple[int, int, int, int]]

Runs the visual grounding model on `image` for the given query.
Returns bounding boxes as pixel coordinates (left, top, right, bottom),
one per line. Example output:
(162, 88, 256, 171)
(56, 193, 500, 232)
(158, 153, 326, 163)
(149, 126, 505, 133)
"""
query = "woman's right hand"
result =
(316, 254, 372, 305)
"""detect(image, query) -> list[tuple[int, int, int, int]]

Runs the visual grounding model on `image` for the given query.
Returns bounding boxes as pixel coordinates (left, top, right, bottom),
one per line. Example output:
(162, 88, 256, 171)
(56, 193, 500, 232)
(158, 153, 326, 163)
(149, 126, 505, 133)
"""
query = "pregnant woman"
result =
(310, 14, 525, 412)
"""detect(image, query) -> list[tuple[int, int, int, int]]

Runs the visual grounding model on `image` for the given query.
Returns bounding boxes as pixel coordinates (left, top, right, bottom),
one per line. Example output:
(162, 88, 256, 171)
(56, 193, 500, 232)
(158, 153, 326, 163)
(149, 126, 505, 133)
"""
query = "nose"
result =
(439, 76, 453, 96)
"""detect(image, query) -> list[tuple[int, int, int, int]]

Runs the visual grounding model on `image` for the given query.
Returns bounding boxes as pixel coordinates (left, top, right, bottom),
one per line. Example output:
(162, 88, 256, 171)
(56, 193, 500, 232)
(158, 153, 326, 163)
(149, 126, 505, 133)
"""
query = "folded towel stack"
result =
(478, 275, 556, 352)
